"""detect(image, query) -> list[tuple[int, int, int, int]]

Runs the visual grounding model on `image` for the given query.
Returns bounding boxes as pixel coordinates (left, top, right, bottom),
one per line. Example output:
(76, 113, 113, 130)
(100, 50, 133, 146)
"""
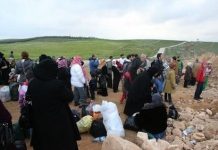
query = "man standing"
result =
(89, 54, 99, 75)
(194, 62, 206, 100)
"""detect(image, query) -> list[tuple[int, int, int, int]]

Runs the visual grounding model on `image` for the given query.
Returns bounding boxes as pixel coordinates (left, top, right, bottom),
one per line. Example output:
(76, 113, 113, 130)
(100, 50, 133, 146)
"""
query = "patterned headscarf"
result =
(57, 58, 68, 68)
(72, 56, 82, 65)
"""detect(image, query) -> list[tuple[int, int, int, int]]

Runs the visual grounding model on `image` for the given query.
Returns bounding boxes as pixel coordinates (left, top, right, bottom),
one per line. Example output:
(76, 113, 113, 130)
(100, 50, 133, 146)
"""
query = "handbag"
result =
(18, 100, 33, 129)
(0, 122, 14, 150)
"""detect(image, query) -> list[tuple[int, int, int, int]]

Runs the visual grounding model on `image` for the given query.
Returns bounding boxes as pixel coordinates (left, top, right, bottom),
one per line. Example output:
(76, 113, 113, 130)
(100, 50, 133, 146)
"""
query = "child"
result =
(18, 81, 28, 109)
(89, 74, 97, 100)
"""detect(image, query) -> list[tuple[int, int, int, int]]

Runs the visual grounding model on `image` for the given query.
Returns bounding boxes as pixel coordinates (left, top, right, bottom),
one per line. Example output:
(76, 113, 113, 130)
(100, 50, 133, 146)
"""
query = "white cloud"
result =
(0, 0, 218, 41)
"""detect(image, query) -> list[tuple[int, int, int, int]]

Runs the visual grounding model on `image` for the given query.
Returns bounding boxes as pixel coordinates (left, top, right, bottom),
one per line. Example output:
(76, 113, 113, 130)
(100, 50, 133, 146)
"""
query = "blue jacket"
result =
(89, 58, 99, 74)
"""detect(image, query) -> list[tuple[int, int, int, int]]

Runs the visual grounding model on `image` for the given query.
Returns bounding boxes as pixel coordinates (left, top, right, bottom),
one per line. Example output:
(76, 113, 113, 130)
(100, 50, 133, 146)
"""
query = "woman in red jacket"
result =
(194, 62, 206, 100)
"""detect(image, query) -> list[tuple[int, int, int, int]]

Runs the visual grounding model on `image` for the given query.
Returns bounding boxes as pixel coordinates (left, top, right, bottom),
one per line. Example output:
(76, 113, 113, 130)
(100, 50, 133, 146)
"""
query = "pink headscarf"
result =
(72, 56, 82, 65)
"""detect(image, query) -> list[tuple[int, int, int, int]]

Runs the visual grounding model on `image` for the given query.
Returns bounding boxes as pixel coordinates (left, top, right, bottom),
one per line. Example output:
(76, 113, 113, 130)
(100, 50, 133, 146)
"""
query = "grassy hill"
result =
(165, 41, 218, 59)
(0, 36, 182, 59)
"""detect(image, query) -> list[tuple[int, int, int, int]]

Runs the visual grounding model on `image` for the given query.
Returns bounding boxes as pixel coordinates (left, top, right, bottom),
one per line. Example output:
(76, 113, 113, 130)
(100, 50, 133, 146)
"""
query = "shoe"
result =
(199, 97, 203, 99)
(194, 97, 199, 100)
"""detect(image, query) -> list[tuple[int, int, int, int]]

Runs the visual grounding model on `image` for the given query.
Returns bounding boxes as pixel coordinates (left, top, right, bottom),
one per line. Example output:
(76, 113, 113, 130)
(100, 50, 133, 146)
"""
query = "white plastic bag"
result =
(0, 86, 11, 102)
(101, 101, 125, 137)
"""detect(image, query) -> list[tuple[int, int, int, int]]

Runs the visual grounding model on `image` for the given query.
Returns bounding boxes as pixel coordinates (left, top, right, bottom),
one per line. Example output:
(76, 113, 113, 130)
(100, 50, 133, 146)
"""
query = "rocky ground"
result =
(3, 54, 218, 150)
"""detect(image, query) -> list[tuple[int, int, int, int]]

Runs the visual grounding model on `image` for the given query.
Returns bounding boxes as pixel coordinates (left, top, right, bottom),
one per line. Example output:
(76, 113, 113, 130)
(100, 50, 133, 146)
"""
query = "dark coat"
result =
(28, 59, 80, 150)
(134, 104, 167, 134)
(184, 66, 192, 81)
(0, 100, 12, 124)
(124, 71, 152, 116)
(57, 67, 72, 91)
(0, 58, 10, 85)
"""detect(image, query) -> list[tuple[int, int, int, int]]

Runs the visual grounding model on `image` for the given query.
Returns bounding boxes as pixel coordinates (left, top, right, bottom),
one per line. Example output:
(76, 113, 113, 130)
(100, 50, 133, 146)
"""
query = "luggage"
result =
(168, 105, 179, 119)
(9, 82, 19, 101)
(0, 86, 11, 102)
(124, 116, 139, 131)
(101, 101, 125, 137)
(90, 119, 107, 138)
(76, 115, 93, 133)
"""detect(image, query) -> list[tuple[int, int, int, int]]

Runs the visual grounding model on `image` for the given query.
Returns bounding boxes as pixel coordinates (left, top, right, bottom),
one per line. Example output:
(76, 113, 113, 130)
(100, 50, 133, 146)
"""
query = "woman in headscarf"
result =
(134, 93, 167, 139)
(56, 56, 72, 91)
(112, 59, 122, 93)
(184, 62, 193, 88)
(0, 52, 10, 85)
(27, 58, 80, 150)
(0, 100, 16, 150)
(97, 59, 108, 96)
(124, 66, 160, 116)
(70, 56, 86, 106)
(15, 51, 34, 84)
(163, 63, 176, 103)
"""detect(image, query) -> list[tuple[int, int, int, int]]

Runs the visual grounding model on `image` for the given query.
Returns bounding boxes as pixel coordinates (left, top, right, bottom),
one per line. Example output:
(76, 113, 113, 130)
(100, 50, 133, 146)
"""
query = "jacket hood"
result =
(33, 59, 58, 81)
(143, 93, 164, 109)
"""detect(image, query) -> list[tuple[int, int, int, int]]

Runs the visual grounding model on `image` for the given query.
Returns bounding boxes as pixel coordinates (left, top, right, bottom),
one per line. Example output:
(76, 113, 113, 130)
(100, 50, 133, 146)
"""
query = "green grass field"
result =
(0, 37, 217, 60)
(0, 37, 182, 60)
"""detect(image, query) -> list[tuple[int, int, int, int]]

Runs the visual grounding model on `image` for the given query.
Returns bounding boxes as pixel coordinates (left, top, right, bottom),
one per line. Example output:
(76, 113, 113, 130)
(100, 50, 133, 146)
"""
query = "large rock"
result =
(171, 136, 186, 150)
(196, 112, 209, 120)
(172, 128, 182, 137)
(165, 135, 175, 143)
(135, 132, 148, 147)
(206, 109, 213, 116)
(102, 135, 141, 150)
(179, 113, 193, 122)
(173, 121, 186, 130)
(166, 127, 173, 135)
(203, 121, 218, 140)
(194, 139, 218, 150)
(141, 139, 170, 150)
(191, 132, 206, 142)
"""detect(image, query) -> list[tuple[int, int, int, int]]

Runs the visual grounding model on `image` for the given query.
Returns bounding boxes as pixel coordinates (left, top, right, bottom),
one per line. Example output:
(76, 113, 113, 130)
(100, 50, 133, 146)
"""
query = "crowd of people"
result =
(0, 50, 213, 149)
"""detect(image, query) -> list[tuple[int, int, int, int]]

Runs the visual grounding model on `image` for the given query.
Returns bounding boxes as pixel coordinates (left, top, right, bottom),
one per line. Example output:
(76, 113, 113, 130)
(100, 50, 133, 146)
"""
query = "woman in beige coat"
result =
(164, 63, 176, 104)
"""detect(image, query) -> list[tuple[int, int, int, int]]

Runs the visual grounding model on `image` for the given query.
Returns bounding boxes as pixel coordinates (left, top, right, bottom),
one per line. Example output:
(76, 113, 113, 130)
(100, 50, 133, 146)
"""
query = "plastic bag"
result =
(76, 115, 93, 133)
(101, 101, 125, 137)
(124, 116, 139, 131)
(0, 86, 11, 102)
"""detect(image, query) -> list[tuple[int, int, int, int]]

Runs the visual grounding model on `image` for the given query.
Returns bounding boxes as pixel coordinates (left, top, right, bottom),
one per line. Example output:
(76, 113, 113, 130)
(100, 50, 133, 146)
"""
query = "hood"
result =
(33, 59, 58, 81)
(143, 93, 164, 109)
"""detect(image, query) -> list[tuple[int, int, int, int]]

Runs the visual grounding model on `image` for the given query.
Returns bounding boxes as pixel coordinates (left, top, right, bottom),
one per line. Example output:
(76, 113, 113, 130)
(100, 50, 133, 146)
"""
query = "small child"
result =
(18, 81, 28, 109)
(89, 74, 97, 100)
(8, 68, 17, 83)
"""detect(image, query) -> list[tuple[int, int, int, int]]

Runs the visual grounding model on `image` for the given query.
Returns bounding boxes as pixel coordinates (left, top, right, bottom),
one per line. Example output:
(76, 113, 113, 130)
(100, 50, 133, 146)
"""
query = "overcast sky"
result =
(0, 0, 218, 41)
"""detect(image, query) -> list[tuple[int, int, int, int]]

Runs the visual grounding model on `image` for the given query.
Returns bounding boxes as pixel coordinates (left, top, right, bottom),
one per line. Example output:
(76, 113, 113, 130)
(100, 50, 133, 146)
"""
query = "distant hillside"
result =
(165, 41, 218, 59)
(0, 36, 183, 59)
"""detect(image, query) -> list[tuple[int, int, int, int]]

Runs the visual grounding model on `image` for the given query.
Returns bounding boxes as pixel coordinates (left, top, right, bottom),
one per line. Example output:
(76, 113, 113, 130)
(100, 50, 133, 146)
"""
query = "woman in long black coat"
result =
(27, 59, 80, 150)
(124, 66, 160, 116)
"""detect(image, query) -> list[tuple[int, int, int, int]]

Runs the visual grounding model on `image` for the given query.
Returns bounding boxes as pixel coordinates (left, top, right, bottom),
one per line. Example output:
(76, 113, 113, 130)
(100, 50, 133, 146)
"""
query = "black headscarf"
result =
(33, 59, 58, 81)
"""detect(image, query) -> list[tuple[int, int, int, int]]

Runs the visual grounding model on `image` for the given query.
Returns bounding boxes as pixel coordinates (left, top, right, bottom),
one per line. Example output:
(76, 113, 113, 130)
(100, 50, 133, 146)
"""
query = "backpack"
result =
(168, 105, 179, 119)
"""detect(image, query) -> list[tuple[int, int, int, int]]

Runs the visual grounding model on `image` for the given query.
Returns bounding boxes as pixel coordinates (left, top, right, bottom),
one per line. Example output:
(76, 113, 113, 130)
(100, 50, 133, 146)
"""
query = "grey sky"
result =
(0, 0, 218, 41)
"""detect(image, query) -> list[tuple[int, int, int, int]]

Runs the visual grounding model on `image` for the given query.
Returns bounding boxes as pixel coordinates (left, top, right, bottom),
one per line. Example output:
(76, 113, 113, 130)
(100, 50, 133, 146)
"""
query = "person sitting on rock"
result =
(134, 93, 168, 139)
